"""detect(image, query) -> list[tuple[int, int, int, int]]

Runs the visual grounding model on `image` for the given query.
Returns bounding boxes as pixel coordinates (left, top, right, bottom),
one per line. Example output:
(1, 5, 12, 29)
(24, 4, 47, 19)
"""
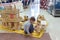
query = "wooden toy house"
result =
(1, 5, 20, 30)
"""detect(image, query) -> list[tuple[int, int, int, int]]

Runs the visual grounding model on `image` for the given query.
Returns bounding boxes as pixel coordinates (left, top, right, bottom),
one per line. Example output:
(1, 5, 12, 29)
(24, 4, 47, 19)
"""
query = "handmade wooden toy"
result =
(35, 21, 42, 33)
(37, 15, 47, 30)
(1, 5, 20, 30)
(24, 16, 28, 21)
(37, 15, 45, 21)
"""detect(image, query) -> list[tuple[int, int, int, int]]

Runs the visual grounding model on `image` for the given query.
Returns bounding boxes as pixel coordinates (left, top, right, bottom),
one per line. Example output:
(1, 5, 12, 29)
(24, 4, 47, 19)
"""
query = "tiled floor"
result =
(0, 0, 60, 40)
(0, 33, 51, 40)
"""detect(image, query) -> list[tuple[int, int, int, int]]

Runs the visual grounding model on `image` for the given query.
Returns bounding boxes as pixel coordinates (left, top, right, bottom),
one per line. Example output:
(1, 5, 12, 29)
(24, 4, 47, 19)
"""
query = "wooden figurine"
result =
(37, 15, 45, 22)
(35, 21, 42, 34)
(24, 16, 28, 21)
(37, 15, 47, 31)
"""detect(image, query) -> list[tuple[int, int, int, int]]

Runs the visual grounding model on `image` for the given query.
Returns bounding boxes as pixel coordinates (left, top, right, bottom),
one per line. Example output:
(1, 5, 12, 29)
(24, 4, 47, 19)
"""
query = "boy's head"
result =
(30, 17, 35, 24)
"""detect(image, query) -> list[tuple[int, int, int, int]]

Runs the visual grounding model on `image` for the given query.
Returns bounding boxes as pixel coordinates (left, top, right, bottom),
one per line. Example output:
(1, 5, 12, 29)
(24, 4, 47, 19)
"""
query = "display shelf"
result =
(52, 0, 60, 16)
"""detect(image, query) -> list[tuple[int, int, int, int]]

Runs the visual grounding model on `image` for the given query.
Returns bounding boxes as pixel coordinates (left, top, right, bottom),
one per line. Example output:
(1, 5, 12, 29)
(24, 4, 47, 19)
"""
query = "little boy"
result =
(24, 17, 35, 35)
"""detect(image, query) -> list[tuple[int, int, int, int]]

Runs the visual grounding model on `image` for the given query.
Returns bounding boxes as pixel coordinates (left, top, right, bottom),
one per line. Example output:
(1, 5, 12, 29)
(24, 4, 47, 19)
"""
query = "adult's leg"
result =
(28, 0, 30, 5)
(32, 0, 34, 2)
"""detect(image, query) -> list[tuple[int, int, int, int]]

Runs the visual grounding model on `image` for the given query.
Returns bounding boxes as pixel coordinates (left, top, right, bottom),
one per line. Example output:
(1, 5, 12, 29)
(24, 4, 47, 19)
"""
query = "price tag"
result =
(41, 20, 47, 25)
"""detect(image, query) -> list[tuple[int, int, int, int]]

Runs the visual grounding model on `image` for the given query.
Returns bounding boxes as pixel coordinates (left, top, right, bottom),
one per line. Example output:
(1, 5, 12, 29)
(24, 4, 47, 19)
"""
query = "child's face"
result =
(30, 20, 35, 24)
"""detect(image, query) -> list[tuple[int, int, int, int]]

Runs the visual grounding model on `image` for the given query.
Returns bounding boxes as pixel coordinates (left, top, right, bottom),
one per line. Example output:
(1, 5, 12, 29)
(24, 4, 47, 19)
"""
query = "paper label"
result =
(41, 21, 47, 25)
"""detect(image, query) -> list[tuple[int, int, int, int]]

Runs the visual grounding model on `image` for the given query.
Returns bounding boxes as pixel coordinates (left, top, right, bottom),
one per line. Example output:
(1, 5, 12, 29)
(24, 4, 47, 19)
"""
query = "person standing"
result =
(48, 0, 53, 14)
(22, 0, 28, 8)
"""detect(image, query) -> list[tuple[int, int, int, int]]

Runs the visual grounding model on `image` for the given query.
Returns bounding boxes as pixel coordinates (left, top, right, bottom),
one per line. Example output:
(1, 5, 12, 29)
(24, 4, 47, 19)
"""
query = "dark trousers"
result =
(22, 1, 27, 6)
(2, 1, 5, 3)
(6, 0, 12, 3)
(22, 0, 31, 6)
(28, 0, 30, 5)
(24, 24, 34, 34)
(32, 0, 34, 2)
